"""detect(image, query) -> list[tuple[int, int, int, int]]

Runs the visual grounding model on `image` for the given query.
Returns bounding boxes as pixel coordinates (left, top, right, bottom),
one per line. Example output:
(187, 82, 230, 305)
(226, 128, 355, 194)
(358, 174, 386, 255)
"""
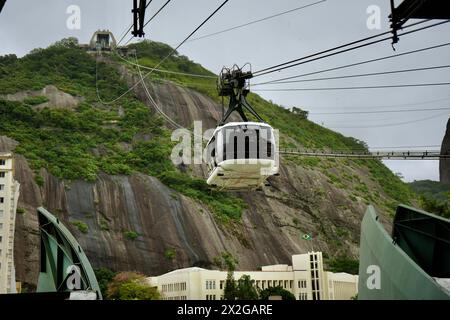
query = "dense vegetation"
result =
(0, 38, 414, 223)
(327, 256, 359, 275)
(105, 272, 160, 300)
(0, 39, 245, 220)
(408, 180, 450, 218)
(409, 180, 450, 202)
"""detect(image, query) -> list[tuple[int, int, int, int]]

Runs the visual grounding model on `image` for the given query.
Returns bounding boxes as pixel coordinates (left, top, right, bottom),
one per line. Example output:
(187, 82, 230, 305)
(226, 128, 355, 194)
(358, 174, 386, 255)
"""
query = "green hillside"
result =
(0, 38, 414, 221)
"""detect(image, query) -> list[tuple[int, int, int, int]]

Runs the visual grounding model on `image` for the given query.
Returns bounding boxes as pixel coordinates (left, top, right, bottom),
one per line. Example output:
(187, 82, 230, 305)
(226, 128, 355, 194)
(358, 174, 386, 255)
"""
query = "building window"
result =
(0, 160, 5, 166)
(0, 223, 2, 230)
(220, 281, 224, 290)
(0, 184, 4, 190)
(299, 293, 308, 300)
(0, 210, 3, 218)
(0, 172, 5, 178)
(0, 197, 4, 204)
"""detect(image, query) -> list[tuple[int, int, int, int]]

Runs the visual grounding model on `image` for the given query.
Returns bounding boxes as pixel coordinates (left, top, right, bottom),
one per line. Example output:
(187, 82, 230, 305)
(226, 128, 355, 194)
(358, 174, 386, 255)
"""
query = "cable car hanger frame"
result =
(217, 64, 266, 126)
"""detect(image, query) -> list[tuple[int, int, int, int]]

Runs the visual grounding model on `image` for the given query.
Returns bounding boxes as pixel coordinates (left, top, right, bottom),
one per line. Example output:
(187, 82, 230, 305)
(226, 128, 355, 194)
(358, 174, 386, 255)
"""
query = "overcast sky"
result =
(1, 0, 449, 182)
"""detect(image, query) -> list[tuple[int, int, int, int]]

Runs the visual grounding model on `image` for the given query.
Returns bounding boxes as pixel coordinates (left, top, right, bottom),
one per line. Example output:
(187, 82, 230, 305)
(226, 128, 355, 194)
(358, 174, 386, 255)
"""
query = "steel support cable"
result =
(309, 106, 450, 115)
(252, 19, 432, 76)
(253, 20, 449, 78)
(114, 51, 217, 78)
(328, 111, 449, 129)
(134, 52, 206, 140)
(253, 82, 450, 92)
(96, 0, 230, 105)
(252, 42, 450, 86)
(293, 95, 450, 111)
(182, 0, 326, 44)
(258, 64, 450, 85)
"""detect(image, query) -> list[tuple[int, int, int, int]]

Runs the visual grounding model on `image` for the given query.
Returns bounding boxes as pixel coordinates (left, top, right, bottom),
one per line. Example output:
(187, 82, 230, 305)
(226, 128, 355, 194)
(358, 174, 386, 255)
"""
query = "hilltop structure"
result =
(147, 252, 358, 300)
(0, 152, 19, 294)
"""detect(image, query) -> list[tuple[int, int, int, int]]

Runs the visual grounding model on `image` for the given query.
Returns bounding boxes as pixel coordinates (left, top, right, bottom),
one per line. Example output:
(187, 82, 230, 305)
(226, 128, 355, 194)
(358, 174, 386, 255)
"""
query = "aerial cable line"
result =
(253, 19, 430, 76)
(118, 0, 172, 46)
(96, 0, 230, 105)
(114, 51, 217, 78)
(133, 52, 206, 140)
(183, 0, 326, 44)
(252, 20, 450, 78)
(258, 64, 450, 85)
(328, 111, 449, 129)
(303, 95, 450, 111)
(309, 106, 450, 115)
(132, 51, 184, 129)
(253, 42, 450, 86)
(369, 145, 441, 149)
(254, 82, 450, 92)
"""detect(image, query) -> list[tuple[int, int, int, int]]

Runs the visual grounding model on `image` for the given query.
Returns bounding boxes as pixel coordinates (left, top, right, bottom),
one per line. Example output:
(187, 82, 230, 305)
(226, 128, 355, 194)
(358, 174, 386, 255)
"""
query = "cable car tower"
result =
(206, 65, 279, 190)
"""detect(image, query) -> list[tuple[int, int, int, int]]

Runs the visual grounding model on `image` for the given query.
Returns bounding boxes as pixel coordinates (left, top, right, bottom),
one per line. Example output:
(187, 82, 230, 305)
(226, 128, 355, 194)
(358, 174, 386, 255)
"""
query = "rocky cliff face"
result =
(3, 59, 394, 289)
(440, 118, 450, 183)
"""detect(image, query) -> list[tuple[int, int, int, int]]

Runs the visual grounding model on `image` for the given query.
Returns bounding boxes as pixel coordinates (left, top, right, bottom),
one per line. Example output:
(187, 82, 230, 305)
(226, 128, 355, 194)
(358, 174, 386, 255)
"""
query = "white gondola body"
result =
(206, 122, 278, 190)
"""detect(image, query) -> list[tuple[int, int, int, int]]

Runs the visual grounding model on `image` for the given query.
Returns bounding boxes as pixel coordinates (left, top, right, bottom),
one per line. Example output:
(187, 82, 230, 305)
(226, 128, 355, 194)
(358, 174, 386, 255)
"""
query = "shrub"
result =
(100, 219, 109, 231)
(16, 207, 26, 214)
(124, 230, 139, 240)
(164, 248, 176, 260)
(106, 272, 160, 300)
(328, 256, 359, 275)
(94, 267, 116, 297)
(35, 175, 44, 187)
(259, 286, 296, 300)
(71, 220, 88, 233)
(23, 96, 49, 106)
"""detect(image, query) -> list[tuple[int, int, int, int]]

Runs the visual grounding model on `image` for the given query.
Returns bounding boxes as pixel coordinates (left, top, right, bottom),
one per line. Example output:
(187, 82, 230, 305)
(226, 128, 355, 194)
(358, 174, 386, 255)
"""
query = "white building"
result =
(147, 252, 358, 300)
(0, 153, 20, 294)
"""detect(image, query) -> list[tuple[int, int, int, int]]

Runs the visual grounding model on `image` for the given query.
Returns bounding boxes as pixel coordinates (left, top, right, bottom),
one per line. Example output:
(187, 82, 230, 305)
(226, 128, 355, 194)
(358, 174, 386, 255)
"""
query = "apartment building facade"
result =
(147, 252, 358, 300)
(0, 153, 20, 294)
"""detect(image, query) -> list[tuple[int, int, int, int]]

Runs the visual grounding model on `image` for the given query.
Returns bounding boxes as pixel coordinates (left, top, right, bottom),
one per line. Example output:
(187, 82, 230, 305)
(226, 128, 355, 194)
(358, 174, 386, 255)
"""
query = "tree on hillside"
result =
(223, 271, 237, 300)
(419, 194, 450, 219)
(94, 267, 116, 297)
(328, 257, 359, 275)
(235, 275, 259, 300)
(53, 37, 79, 48)
(106, 271, 161, 300)
(217, 251, 240, 300)
(259, 286, 295, 300)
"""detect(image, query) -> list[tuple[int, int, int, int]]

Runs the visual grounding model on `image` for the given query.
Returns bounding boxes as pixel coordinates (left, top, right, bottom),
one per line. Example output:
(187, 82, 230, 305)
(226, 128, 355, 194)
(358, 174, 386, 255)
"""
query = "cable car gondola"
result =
(205, 66, 279, 190)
